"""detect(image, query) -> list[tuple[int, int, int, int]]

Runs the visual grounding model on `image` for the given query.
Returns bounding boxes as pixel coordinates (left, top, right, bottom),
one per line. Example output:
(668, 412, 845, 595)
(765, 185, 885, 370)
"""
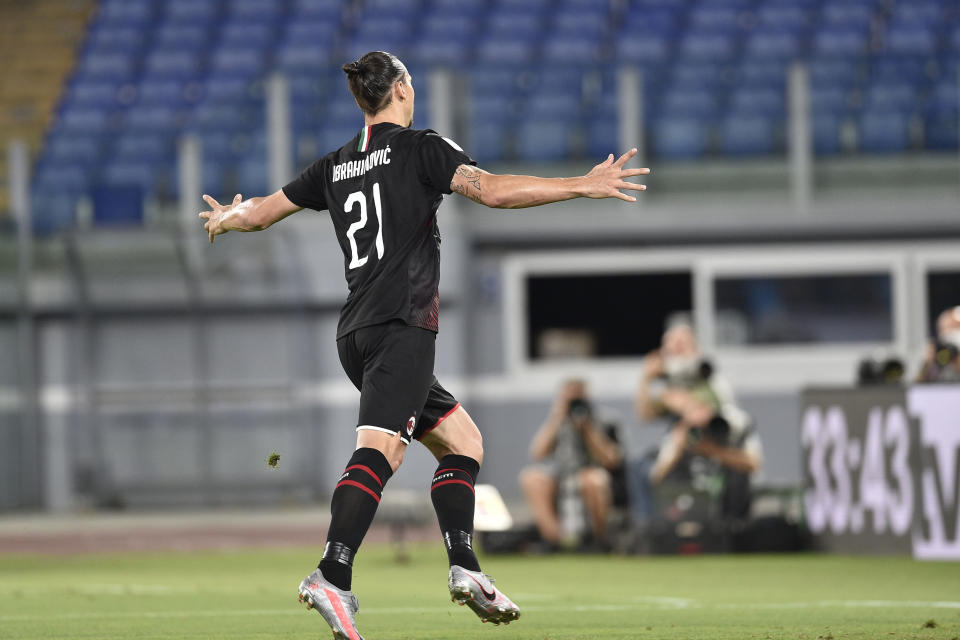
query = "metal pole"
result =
(428, 68, 455, 138)
(267, 72, 293, 191)
(617, 66, 644, 168)
(788, 63, 813, 216)
(178, 135, 203, 273)
(177, 133, 212, 503)
(9, 140, 40, 508)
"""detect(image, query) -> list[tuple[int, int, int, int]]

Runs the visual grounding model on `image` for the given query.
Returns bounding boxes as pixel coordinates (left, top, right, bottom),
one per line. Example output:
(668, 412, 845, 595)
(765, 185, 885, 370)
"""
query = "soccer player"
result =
(199, 51, 648, 640)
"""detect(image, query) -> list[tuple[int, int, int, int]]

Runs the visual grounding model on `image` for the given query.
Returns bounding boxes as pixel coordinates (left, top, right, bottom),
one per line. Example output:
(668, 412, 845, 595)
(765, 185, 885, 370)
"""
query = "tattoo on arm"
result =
(451, 165, 484, 204)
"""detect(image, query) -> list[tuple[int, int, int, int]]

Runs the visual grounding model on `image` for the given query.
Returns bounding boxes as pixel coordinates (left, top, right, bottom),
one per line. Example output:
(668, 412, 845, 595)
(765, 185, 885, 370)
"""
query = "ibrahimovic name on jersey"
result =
(281, 123, 474, 339)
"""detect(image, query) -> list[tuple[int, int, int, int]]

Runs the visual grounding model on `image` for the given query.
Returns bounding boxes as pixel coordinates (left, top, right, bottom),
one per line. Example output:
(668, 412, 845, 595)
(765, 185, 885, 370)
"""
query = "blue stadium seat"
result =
(477, 37, 537, 63)
(91, 185, 144, 227)
(585, 114, 617, 159)
(756, 6, 811, 31)
(554, 10, 608, 38)
(80, 50, 137, 78)
(144, 50, 205, 79)
(812, 27, 870, 57)
(430, 0, 485, 13)
(220, 22, 275, 48)
(111, 133, 174, 162)
(680, 31, 737, 61)
(497, 0, 552, 10)
(688, 6, 741, 31)
(363, 0, 422, 17)
(487, 11, 544, 38)
(884, 25, 936, 56)
(45, 136, 103, 164)
(821, 4, 877, 27)
(289, 0, 343, 20)
(810, 86, 850, 114)
(164, 0, 222, 24)
(543, 36, 603, 64)
(889, 1, 943, 25)
(203, 77, 261, 105)
(745, 30, 803, 59)
(85, 25, 143, 53)
(735, 60, 789, 88)
(670, 61, 729, 89)
(30, 193, 78, 235)
(650, 116, 709, 159)
(53, 107, 111, 133)
(137, 79, 196, 107)
(924, 111, 958, 150)
(616, 32, 671, 63)
(237, 157, 270, 196)
(728, 87, 785, 117)
(525, 92, 582, 120)
(276, 42, 334, 72)
(719, 115, 776, 155)
(863, 82, 919, 112)
(228, 0, 282, 21)
(926, 80, 959, 113)
(100, 160, 160, 193)
(96, 0, 156, 26)
(812, 113, 844, 155)
(64, 80, 124, 108)
(153, 23, 208, 51)
(516, 118, 575, 162)
(209, 47, 266, 78)
(408, 40, 469, 66)
(659, 87, 720, 118)
(869, 57, 931, 84)
(33, 163, 91, 193)
(808, 58, 863, 89)
(858, 110, 911, 152)
(122, 105, 182, 132)
(621, 7, 681, 34)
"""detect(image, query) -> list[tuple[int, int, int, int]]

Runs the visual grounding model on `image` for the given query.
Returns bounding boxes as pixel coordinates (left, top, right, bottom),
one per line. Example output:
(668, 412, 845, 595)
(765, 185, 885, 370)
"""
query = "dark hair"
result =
(342, 51, 406, 115)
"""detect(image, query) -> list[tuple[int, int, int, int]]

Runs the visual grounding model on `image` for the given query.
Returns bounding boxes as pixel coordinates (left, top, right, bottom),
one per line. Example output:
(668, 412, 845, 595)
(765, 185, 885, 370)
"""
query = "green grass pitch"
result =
(1, 545, 958, 639)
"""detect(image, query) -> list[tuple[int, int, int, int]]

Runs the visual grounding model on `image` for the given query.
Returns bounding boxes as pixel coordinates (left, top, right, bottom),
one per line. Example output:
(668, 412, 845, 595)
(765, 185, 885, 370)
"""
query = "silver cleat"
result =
(298, 568, 364, 640)
(448, 565, 520, 625)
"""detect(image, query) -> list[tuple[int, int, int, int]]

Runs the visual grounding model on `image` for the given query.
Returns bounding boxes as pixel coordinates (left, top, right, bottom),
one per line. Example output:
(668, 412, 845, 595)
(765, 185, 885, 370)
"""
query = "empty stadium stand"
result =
(18, 0, 960, 231)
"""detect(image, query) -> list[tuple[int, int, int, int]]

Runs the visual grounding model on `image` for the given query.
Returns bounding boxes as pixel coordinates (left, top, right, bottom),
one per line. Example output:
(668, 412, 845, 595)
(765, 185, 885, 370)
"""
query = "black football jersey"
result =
(282, 123, 475, 338)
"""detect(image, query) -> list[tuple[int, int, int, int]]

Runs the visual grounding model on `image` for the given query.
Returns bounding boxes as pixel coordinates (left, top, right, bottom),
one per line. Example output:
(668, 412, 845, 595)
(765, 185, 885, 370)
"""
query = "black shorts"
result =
(337, 320, 461, 445)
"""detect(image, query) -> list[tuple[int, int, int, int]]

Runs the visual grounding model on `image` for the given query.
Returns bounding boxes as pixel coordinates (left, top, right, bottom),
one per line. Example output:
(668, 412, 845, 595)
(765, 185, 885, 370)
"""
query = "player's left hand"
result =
(198, 193, 242, 243)
(581, 149, 649, 202)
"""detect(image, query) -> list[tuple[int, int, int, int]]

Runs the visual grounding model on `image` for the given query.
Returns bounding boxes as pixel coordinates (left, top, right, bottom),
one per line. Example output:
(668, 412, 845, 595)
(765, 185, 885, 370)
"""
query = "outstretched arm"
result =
(450, 149, 649, 209)
(198, 190, 302, 243)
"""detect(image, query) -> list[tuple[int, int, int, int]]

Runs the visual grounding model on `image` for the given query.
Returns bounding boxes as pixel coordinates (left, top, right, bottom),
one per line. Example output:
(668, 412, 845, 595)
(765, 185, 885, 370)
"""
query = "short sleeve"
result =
(282, 158, 328, 211)
(415, 132, 476, 194)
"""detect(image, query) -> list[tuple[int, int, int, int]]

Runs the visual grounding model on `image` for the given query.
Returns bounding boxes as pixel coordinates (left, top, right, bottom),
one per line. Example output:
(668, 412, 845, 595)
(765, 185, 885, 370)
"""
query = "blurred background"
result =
(0, 0, 957, 557)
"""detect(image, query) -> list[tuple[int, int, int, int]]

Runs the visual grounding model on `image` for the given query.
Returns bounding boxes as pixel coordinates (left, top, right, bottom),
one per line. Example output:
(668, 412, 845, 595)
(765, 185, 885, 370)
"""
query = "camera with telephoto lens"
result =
(567, 397, 593, 421)
(688, 415, 731, 447)
(933, 341, 959, 370)
(857, 356, 905, 385)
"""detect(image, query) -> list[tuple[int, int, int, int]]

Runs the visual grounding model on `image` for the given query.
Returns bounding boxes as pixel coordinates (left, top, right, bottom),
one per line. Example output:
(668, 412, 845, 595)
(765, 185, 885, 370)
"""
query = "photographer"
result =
(917, 306, 960, 383)
(519, 379, 623, 551)
(632, 324, 762, 523)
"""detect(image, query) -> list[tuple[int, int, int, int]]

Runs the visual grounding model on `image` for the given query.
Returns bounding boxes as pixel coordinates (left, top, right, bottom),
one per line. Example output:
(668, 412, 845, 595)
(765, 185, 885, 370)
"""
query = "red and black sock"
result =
(430, 454, 481, 572)
(319, 447, 393, 591)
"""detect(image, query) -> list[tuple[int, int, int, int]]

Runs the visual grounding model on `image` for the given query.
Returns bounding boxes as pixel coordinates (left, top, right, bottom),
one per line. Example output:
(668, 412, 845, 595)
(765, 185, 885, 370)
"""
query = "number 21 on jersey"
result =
(345, 182, 384, 269)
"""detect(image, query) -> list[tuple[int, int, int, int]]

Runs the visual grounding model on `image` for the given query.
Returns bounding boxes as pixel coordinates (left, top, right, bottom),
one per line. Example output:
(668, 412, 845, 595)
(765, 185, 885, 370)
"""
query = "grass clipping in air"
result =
(267, 451, 280, 468)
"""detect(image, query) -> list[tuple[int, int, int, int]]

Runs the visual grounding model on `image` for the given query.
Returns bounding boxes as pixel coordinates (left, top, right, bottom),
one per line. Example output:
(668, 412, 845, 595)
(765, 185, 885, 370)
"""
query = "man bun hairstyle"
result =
(342, 51, 406, 115)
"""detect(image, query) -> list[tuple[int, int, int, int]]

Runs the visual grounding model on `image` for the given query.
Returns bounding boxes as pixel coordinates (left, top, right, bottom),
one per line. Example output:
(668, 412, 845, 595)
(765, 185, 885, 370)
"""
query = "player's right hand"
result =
(198, 193, 242, 243)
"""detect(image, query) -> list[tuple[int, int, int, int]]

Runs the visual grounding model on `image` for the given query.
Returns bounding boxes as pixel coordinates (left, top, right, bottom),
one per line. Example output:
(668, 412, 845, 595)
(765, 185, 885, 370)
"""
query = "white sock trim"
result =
(356, 425, 410, 445)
